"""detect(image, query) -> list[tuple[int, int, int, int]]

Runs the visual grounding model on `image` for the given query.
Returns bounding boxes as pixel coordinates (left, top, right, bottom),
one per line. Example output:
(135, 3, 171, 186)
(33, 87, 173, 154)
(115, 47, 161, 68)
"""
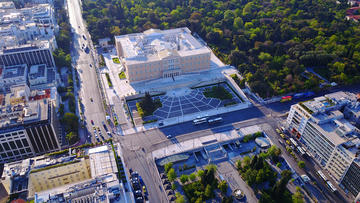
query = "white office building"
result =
(286, 91, 360, 184)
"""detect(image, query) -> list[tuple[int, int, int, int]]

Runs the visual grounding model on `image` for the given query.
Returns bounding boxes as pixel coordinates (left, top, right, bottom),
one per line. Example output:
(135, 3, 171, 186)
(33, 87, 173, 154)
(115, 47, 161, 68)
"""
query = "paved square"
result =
(127, 83, 243, 121)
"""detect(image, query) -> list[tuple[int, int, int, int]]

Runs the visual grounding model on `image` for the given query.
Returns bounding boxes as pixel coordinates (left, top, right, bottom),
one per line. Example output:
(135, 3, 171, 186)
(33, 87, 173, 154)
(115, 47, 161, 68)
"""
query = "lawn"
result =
(112, 57, 120, 64)
(119, 71, 126, 79)
(203, 85, 233, 100)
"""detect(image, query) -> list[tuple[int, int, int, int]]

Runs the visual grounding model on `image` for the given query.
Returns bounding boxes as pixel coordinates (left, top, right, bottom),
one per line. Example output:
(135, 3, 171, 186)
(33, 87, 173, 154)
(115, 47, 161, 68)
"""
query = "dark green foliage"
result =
(203, 85, 233, 100)
(136, 92, 162, 117)
(61, 112, 79, 138)
(242, 131, 263, 143)
(183, 165, 218, 203)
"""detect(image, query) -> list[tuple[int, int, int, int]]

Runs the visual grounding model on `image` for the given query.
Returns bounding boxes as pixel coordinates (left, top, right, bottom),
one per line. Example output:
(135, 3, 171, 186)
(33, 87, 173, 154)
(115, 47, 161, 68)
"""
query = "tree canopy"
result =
(82, 0, 360, 98)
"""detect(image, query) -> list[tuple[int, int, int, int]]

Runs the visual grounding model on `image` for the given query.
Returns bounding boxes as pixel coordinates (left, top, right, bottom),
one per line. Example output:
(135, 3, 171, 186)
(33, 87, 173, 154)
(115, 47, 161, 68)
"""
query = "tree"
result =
(218, 180, 228, 194)
(272, 170, 292, 198)
(189, 173, 196, 181)
(233, 17, 244, 30)
(197, 169, 204, 178)
(292, 187, 304, 203)
(58, 103, 64, 117)
(204, 184, 213, 199)
(236, 159, 242, 171)
(164, 162, 173, 173)
(180, 174, 189, 184)
(229, 50, 246, 67)
(298, 161, 305, 169)
(167, 168, 177, 182)
(258, 52, 273, 61)
(172, 183, 177, 190)
(66, 131, 79, 145)
(175, 192, 185, 203)
(62, 112, 79, 133)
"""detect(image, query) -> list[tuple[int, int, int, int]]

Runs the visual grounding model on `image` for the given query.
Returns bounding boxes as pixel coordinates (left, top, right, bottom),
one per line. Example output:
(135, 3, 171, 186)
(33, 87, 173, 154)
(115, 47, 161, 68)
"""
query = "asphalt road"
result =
(67, 0, 111, 143)
(116, 85, 360, 202)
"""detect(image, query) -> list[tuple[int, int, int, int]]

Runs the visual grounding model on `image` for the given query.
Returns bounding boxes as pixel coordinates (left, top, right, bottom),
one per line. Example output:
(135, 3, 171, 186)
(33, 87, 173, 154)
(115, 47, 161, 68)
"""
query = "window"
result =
(15, 140, 22, 148)
(22, 139, 29, 147)
(3, 143, 10, 151)
(9, 141, 16, 149)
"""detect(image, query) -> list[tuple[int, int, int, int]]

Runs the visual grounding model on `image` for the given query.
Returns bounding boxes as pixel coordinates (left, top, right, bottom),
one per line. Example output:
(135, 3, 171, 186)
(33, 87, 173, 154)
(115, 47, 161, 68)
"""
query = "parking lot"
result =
(127, 83, 243, 121)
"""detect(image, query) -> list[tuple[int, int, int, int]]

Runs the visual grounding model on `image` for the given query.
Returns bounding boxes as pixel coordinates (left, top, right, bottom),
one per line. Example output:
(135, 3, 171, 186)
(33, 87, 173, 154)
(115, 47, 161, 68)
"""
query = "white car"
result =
(166, 135, 172, 139)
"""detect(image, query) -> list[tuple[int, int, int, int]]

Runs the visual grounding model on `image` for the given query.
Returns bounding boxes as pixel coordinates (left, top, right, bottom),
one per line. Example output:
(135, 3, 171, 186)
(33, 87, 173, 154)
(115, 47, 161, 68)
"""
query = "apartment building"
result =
(286, 91, 360, 185)
(0, 85, 61, 163)
(341, 159, 360, 197)
(0, 40, 55, 68)
(115, 27, 211, 82)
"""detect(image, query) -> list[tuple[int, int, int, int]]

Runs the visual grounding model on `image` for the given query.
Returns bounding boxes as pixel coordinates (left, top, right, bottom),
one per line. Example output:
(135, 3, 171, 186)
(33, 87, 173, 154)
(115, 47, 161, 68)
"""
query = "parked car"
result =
(91, 120, 94, 125)
(132, 180, 141, 190)
(135, 196, 144, 203)
(131, 171, 139, 178)
(134, 190, 142, 197)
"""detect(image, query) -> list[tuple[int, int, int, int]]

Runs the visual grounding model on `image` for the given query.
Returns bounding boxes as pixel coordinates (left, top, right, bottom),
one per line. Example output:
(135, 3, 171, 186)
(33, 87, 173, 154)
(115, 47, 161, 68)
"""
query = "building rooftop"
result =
(0, 95, 49, 130)
(88, 145, 118, 177)
(0, 40, 50, 54)
(296, 91, 360, 156)
(0, 1, 15, 10)
(1, 144, 133, 203)
(1, 159, 31, 195)
(115, 27, 211, 65)
(1, 64, 27, 79)
(302, 91, 358, 115)
(29, 64, 46, 80)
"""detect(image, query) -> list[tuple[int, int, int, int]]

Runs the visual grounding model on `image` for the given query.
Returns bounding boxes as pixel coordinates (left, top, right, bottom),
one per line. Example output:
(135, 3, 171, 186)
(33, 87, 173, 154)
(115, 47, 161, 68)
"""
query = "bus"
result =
(297, 146, 305, 156)
(289, 138, 298, 147)
(281, 96, 292, 102)
(208, 117, 223, 124)
(317, 170, 328, 182)
(326, 181, 337, 193)
(193, 117, 208, 125)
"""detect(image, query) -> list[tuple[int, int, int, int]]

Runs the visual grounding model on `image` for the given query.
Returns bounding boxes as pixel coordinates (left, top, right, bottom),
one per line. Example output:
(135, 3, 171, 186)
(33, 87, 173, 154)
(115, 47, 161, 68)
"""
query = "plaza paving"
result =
(127, 83, 243, 121)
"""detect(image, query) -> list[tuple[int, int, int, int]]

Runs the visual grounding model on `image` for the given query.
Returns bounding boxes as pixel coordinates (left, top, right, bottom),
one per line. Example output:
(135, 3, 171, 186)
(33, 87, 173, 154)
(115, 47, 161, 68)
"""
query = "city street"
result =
(67, 0, 110, 143)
